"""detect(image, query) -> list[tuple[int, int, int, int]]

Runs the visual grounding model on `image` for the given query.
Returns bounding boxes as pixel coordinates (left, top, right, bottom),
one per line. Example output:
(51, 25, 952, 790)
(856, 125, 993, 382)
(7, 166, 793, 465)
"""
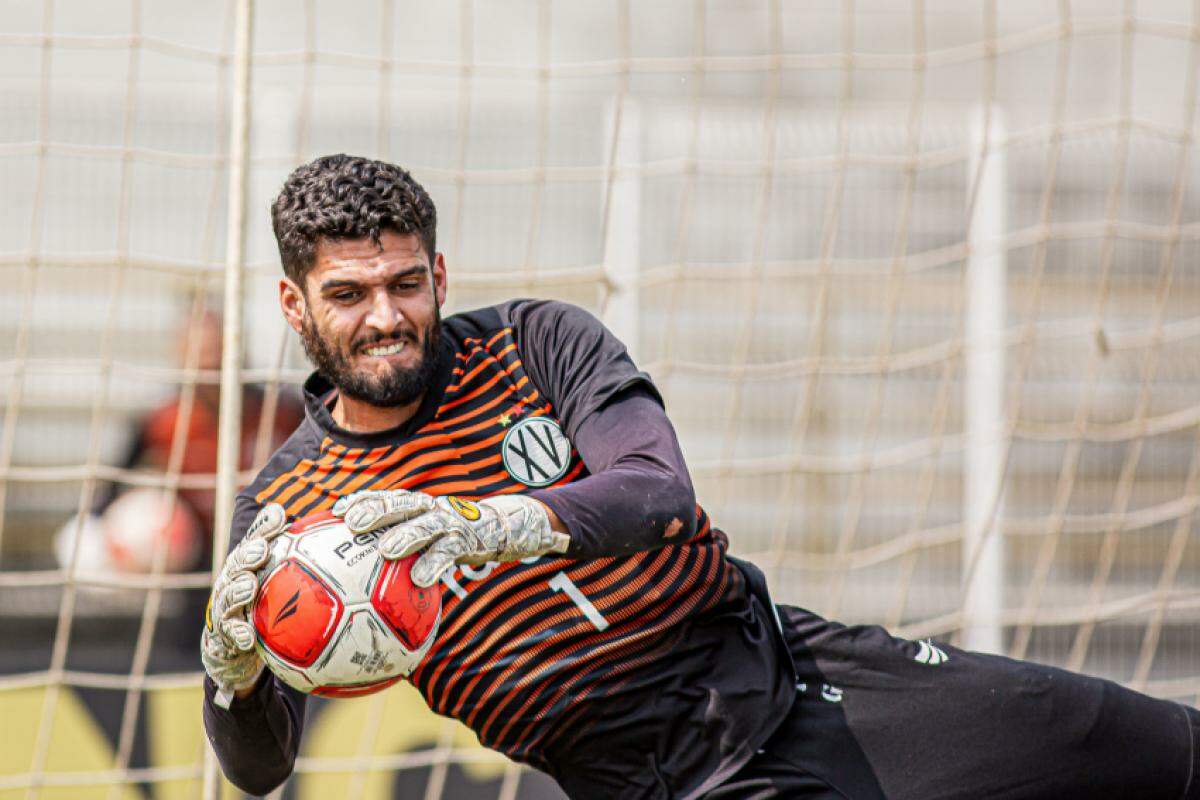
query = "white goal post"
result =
(1, 2, 1198, 798)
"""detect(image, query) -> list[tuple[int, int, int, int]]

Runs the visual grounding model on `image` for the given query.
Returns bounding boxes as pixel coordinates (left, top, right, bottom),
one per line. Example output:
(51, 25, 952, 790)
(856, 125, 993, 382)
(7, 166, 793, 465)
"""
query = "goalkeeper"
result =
(202, 155, 1200, 799)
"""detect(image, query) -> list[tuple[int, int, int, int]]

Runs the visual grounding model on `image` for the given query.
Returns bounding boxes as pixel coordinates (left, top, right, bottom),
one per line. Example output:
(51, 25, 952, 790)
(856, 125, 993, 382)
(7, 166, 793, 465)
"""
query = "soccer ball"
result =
(251, 510, 441, 698)
(103, 488, 202, 573)
(53, 512, 111, 576)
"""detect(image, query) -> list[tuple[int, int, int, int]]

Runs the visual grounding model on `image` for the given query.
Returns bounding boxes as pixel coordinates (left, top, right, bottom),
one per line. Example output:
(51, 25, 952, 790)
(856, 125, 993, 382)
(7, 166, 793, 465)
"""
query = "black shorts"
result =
(705, 606, 1199, 800)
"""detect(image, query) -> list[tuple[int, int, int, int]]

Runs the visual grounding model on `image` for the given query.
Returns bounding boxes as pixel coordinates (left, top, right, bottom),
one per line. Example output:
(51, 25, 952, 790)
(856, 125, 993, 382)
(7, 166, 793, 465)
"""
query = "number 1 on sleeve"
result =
(549, 572, 609, 631)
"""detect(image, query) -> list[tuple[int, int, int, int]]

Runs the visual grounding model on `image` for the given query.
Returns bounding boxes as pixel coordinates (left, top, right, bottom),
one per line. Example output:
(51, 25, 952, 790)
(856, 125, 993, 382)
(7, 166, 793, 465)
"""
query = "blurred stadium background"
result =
(2, 0, 1200, 797)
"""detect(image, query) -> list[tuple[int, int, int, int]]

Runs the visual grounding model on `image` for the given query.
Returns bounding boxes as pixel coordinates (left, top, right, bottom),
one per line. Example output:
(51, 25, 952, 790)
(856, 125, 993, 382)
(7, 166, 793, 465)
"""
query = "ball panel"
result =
(294, 520, 382, 605)
(254, 560, 344, 668)
(372, 554, 441, 651)
(311, 609, 406, 684)
(289, 510, 336, 534)
(312, 674, 404, 698)
(258, 645, 316, 694)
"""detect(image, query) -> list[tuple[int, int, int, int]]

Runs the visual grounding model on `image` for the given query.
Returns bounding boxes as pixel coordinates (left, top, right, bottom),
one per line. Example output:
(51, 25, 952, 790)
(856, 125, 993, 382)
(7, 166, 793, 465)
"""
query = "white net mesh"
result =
(2, 1, 1199, 797)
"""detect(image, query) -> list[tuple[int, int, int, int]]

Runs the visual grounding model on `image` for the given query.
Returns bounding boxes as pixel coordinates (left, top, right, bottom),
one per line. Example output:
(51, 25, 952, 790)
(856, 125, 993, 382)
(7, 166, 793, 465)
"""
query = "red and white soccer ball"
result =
(251, 511, 442, 698)
(54, 490, 203, 575)
(104, 488, 202, 573)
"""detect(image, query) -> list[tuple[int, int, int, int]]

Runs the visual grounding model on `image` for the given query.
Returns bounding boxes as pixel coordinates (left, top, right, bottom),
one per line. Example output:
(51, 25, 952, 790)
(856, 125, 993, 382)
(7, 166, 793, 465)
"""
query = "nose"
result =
(364, 288, 404, 336)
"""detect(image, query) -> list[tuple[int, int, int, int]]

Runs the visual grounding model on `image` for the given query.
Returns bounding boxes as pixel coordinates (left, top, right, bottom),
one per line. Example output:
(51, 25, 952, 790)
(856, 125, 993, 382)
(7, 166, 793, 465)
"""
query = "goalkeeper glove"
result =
(335, 491, 570, 587)
(331, 488, 436, 532)
(201, 503, 286, 708)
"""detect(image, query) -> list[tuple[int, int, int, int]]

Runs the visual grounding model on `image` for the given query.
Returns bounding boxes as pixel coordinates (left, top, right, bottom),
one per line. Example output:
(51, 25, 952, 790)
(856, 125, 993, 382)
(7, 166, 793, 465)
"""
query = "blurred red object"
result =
(102, 488, 202, 573)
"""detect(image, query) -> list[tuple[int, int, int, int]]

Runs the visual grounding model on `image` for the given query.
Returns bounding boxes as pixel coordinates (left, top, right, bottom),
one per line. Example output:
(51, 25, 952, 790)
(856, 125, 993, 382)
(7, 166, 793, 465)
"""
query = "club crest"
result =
(501, 416, 571, 487)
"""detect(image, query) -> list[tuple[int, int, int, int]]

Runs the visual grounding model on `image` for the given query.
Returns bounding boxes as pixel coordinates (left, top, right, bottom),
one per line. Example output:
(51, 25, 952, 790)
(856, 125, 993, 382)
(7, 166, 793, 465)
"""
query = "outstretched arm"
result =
(510, 301, 698, 558)
(202, 672, 307, 796)
(529, 383, 697, 558)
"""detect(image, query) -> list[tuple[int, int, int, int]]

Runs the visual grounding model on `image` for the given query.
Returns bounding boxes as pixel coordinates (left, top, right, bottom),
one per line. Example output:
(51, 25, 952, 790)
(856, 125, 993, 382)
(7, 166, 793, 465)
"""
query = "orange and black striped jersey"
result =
(217, 300, 794, 799)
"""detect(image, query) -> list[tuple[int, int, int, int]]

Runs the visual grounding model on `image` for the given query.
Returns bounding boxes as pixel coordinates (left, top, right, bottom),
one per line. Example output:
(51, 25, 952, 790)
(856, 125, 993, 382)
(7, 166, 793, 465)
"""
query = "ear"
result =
(431, 252, 447, 308)
(279, 277, 306, 335)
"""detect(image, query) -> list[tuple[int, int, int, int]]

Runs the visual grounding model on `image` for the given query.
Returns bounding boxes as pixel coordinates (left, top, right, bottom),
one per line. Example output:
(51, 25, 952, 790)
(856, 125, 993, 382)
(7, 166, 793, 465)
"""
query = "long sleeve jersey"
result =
(203, 299, 795, 799)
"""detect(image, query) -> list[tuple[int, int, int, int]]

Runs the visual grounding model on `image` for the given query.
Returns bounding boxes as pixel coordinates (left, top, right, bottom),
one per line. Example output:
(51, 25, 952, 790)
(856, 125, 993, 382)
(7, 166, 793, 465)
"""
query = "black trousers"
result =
(705, 606, 1199, 799)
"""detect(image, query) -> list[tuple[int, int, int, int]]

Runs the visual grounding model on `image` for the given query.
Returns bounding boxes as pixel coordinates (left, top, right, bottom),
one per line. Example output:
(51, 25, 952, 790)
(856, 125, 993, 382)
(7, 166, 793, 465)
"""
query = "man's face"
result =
(280, 231, 448, 408)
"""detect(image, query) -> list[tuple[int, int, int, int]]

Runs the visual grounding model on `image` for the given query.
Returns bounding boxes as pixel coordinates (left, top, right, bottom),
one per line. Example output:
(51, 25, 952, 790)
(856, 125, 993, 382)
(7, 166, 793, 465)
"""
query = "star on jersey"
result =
(498, 402, 528, 429)
(501, 416, 571, 487)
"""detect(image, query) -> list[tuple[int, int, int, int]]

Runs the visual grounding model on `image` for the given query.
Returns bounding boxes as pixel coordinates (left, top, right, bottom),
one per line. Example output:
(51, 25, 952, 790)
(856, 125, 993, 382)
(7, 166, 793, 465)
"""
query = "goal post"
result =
(962, 104, 1007, 655)
(1, 2, 1199, 798)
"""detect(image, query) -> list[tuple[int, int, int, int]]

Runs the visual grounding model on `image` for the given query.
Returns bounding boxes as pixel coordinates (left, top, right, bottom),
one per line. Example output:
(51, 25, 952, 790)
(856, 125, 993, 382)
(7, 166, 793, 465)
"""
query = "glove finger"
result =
(331, 490, 382, 517)
(219, 572, 259, 619)
(378, 517, 448, 560)
(201, 629, 235, 676)
(221, 617, 257, 652)
(341, 503, 385, 533)
(333, 490, 392, 532)
(207, 584, 232, 626)
(221, 537, 269, 577)
(408, 532, 472, 587)
(340, 491, 436, 533)
(247, 503, 287, 542)
(411, 550, 457, 587)
(202, 627, 232, 660)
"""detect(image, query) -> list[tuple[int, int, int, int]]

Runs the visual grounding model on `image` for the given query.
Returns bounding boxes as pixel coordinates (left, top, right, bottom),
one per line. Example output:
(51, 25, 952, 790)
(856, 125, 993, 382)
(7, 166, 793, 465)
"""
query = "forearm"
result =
(531, 387, 697, 559)
(202, 673, 305, 796)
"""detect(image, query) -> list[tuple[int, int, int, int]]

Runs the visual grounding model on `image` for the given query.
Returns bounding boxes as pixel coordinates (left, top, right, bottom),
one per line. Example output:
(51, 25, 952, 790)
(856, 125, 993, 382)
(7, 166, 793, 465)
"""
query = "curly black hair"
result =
(270, 154, 437, 286)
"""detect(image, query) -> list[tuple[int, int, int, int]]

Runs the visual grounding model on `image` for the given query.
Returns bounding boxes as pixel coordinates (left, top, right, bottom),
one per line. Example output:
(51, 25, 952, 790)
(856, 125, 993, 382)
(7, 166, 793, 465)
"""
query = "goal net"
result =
(1, 1, 1198, 798)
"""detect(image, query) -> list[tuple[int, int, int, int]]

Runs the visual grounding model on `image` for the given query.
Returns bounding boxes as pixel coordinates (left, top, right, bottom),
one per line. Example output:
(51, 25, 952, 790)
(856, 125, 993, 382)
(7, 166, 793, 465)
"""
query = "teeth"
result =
(364, 342, 405, 356)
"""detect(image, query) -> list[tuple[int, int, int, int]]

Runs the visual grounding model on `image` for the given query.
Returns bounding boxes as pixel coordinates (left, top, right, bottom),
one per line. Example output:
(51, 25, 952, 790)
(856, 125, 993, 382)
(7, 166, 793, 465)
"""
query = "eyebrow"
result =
(319, 265, 427, 294)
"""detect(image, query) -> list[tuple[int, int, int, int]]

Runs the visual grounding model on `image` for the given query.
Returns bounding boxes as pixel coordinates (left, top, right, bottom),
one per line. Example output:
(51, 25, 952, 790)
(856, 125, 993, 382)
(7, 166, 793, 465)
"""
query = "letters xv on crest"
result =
(501, 417, 571, 487)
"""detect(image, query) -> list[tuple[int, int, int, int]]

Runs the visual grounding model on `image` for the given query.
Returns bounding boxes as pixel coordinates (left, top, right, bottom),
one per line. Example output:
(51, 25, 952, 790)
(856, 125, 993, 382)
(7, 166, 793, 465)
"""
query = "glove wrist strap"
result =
(480, 495, 569, 558)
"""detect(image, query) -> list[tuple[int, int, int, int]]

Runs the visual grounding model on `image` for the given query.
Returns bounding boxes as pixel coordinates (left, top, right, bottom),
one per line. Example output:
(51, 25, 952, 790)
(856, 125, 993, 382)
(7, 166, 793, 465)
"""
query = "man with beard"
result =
(202, 154, 1200, 799)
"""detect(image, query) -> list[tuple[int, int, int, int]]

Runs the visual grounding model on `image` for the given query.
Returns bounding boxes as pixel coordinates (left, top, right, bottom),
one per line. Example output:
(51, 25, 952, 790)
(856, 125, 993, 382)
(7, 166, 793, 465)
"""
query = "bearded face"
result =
(300, 304, 442, 408)
(281, 231, 448, 414)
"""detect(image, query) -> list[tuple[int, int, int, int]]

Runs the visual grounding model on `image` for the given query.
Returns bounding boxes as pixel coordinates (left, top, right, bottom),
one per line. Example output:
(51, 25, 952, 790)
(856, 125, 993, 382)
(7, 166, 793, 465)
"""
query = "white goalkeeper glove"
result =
(201, 503, 287, 708)
(335, 491, 570, 587)
(331, 488, 437, 533)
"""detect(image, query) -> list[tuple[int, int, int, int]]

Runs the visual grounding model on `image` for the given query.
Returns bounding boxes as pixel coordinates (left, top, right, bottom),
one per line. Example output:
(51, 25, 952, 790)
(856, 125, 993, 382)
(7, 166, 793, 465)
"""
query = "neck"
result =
(331, 392, 424, 433)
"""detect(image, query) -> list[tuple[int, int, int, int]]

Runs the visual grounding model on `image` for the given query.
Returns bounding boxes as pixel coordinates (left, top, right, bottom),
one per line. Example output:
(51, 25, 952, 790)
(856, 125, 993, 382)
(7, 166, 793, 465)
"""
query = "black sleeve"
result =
(508, 300, 661, 440)
(529, 385, 697, 558)
(200, 493, 307, 795)
(508, 301, 696, 558)
(226, 493, 258, 552)
(202, 673, 307, 796)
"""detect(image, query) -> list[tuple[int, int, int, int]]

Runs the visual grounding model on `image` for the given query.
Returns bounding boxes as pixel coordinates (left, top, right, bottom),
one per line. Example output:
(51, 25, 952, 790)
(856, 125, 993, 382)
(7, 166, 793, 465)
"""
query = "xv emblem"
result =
(501, 416, 571, 487)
